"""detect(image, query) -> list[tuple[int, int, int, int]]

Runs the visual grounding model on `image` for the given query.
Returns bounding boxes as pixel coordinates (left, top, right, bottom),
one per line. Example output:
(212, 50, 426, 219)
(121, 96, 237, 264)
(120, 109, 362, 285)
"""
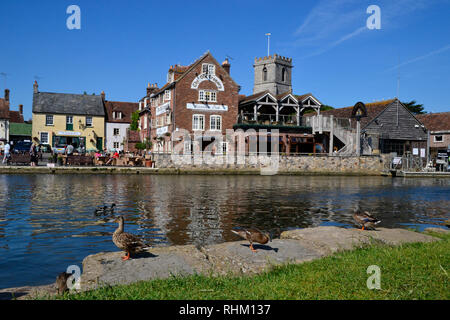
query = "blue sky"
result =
(1, 0, 449, 120)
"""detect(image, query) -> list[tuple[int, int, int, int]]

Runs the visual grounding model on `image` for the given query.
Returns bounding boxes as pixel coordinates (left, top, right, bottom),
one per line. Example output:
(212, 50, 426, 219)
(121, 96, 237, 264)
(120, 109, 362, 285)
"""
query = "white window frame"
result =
(45, 115, 53, 126)
(66, 115, 73, 124)
(202, 63, 215, 75)
(192, 114, 205, 131)
(86, 116, 93, 127)
(199, 90, 217, 102)
(164, 90, 171, 101)
(113, 128, 120, 136)
(210, 115, 222, 131)
(219, 141, 228, 155)
(113, 142, 120, 149)
(40, 132, 49, 144)
(434, 135, 443, 142)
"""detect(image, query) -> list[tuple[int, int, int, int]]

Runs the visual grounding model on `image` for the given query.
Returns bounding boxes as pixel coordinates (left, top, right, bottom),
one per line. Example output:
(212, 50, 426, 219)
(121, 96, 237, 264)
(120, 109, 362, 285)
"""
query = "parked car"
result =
(53, 144, 67, 154)
(12, 141, 32, 154)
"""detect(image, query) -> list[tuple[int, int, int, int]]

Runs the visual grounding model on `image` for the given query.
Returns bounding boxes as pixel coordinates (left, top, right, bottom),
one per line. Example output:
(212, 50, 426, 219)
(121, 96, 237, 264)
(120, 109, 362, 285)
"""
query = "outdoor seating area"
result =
(9, 153, 31, 165)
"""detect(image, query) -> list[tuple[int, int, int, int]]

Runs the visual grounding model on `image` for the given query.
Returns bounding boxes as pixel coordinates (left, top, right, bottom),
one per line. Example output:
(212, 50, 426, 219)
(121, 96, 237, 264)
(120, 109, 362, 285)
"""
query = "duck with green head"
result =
(353, 210, 381, 230)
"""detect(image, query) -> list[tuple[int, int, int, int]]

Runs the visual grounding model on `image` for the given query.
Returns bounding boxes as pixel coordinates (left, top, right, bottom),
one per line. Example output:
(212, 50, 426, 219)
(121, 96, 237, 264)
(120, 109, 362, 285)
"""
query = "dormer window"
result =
(202, 63, 215, 75)
(113, 111, 123, 120)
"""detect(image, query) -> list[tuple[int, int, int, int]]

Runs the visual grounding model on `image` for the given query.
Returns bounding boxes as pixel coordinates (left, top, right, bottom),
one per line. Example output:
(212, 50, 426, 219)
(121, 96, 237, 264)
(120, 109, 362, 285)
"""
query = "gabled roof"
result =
(33, 92, 105, 116)
(0, 98, 9, 119)
(416, 112, 450, 132)
(319, 99, 396, 128)
(9, 110, 24, 123)
(239, 90, 273, 104)
(104, 101, 139, 123)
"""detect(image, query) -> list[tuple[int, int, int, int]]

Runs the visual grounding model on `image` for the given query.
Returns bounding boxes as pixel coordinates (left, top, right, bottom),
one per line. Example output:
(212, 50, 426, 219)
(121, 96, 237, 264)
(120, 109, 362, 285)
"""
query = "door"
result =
(96, 137, 103, 151)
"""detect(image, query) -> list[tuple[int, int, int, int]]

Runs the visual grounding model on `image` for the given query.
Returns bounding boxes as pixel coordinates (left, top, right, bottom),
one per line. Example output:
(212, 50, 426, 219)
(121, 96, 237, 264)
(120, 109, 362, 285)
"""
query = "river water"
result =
(0, 174, 448, 289)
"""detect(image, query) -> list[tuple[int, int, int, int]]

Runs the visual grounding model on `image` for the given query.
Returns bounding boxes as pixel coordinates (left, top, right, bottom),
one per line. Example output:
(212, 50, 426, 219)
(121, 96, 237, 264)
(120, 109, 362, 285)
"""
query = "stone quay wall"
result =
(152, 153, 388, 175)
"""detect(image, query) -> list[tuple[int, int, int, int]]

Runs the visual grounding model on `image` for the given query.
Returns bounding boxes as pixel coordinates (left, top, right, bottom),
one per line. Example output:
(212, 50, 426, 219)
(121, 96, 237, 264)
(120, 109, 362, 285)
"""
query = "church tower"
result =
(253, 54, 293, 95)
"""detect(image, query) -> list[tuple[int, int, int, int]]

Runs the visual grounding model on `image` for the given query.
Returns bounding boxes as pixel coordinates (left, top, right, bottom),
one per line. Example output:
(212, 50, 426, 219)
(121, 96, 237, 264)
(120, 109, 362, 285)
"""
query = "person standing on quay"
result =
(2, 142, 11, 164)
(29, 143, 38, 167)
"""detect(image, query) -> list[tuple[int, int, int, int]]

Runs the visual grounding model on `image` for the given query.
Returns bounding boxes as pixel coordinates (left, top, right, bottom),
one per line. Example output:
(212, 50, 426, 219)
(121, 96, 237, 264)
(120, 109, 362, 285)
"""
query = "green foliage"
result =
(402, 100, 426, 114)
(54, 233, 449, 300)
(303, 104, 334, 114)
(130, 111, 140, 131)
(135, 138, 152, 150)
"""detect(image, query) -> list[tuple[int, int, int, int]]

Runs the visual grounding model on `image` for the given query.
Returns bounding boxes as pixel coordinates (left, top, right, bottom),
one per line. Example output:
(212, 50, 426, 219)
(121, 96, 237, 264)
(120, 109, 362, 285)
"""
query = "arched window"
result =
(282, 68, 286, 82)
(263, 67, 267, 81)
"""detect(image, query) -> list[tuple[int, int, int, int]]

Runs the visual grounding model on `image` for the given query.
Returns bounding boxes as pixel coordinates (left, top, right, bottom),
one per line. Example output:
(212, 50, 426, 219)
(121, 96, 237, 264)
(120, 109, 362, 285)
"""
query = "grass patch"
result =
(56, 233, 449, 300)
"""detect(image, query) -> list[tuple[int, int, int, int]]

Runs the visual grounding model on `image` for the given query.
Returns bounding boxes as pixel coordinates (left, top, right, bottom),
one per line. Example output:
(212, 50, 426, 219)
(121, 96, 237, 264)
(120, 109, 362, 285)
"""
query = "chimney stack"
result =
(101, 90, 105, 100)
(19, 104, 23, 115)
(33, 81, 38, 94)
(4, 89, 9, 102)
(222, 58, 231, 75)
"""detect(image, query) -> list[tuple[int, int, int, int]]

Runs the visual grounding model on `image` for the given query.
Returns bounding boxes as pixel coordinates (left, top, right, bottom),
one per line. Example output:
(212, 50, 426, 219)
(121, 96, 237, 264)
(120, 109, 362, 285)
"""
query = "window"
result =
(166, 113, 171, 125)
(219, 142, 228, 155)
(164, 90, 171, 101)
(199, 90, 217, 102)
(66, 115, 73, 131)
(184, 141, 192, 154)
(210, 115, 222, 131)
(192, 114, 205, 131)
(45, 115, 53, 126)
(202, 63, 215, 75)
(434, 135, 443, 142)
(113, 128, 120, 136)
(86, 116, 92, 127)
(113, 111, 122, 120)
(113, 142, 120, 149)
(263, 67, 267, 81)
(282, 67, 286, 82)
(40, 132, 49, 144)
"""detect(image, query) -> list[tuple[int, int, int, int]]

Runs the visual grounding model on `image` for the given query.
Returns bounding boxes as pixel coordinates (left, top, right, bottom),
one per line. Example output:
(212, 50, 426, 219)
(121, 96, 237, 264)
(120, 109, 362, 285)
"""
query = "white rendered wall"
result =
(105, 122, 130, 151)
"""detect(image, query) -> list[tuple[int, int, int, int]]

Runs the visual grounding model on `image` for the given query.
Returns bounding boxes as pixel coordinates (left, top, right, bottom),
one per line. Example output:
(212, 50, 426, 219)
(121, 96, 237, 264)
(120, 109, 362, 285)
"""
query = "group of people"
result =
(1, 141, 39, 166)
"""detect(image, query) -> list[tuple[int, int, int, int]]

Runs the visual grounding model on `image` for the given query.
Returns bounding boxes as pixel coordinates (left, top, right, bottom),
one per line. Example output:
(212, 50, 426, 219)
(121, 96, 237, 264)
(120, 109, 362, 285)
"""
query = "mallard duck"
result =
(112, 216, 145, 260)
(353, 210, 381, 230)
(55, 272, 71, 295)
(231, 228, 272, 252)
(95, 203, 116, 215)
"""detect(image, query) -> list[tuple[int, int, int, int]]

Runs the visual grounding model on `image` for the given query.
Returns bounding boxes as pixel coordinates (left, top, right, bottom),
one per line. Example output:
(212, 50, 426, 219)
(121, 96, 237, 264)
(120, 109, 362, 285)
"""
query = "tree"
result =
(303, 104, 334, 114)
(402, 100, 426, 114)
(130, 110, 140, 130)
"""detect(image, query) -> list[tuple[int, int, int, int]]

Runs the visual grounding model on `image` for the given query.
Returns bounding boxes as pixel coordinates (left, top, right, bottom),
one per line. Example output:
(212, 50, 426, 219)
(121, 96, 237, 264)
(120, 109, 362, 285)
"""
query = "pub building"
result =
(235, 54, 324, 155)
(138, 51, 240, 154)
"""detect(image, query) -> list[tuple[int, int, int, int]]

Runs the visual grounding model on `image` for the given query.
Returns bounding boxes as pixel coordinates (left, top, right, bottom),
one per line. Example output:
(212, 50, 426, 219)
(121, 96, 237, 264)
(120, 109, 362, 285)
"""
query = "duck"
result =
(55, 272, 71, 295)
(112, 216, 146, 260)
(95, 203, 116, 215)
(231, 228, 272, 252)
(353, 210, 381, 230)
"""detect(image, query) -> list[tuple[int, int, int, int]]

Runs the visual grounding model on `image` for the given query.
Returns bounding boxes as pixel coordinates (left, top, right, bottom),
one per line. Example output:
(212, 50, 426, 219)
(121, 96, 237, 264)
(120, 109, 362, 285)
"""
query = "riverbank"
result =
(1, 226, 447, 300)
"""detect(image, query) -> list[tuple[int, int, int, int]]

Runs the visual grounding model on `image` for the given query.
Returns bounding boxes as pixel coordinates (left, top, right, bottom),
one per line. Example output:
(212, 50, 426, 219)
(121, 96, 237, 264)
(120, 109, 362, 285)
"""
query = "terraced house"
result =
(139, 51, 240, 154)
(32, 81, 106, 152)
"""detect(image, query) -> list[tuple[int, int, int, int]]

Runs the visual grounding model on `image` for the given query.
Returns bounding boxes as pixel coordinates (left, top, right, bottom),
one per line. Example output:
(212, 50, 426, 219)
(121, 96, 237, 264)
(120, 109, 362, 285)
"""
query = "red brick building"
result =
(139, 51, 240, 153)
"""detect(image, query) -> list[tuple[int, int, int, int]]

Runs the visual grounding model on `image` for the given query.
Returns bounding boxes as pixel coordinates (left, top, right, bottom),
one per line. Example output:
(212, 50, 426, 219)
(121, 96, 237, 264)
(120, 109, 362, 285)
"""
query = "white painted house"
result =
(104, 98, 139, 152)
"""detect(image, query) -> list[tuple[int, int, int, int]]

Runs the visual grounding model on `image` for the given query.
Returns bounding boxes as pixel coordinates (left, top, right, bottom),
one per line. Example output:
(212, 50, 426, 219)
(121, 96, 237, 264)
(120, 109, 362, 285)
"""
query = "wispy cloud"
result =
(384, 44, 450, 72)
(287, 0, 437, 59)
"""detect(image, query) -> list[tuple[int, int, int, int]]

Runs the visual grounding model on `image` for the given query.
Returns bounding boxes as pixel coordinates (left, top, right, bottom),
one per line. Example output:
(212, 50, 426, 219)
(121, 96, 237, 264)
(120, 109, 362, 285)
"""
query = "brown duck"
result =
(231, 228, 272, 252)
(353, 210, 381, 230)
(112, 216, 146, 260)
(55, 272, 71, 295)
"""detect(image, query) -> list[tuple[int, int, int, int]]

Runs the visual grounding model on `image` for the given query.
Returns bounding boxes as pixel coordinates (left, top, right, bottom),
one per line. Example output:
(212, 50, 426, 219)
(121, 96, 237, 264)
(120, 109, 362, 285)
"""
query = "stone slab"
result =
(80, 245, 211, 291)
(200, 239, 323, 275)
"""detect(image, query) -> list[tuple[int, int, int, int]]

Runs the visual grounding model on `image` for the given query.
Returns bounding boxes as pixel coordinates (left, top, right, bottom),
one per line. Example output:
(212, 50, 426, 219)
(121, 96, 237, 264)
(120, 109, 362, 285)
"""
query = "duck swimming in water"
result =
(112, 216, 146, 260)
(231, 228, 272, 252)
(353, 210, 381, 230)
(94, 203, 116, 215)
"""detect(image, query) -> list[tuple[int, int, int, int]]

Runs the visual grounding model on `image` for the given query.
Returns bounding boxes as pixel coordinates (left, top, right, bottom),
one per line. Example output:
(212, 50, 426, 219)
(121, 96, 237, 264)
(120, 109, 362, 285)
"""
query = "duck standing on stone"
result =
(353, 210, 381, 230)
(112, 216, 146, 260)
(55, 272, 72, 295)
(231, 228, 272, 252)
